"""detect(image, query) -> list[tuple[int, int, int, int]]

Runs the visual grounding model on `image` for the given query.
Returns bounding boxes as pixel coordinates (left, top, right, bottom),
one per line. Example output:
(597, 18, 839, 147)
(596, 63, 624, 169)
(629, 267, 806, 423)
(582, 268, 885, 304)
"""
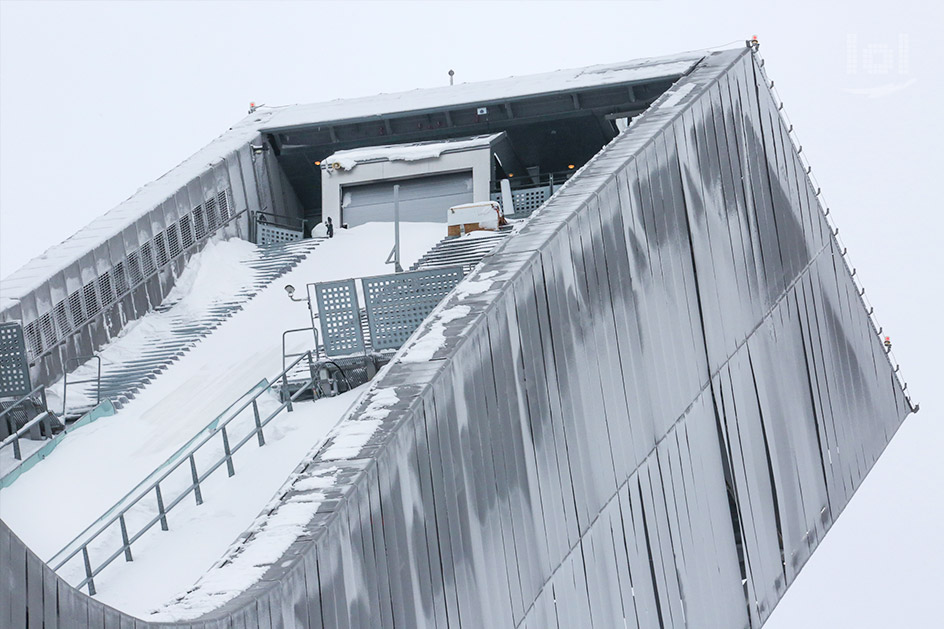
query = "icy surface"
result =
(325, 134, 501, 170)
(0, 222, 445, 615)
(399, 304, 472, 363)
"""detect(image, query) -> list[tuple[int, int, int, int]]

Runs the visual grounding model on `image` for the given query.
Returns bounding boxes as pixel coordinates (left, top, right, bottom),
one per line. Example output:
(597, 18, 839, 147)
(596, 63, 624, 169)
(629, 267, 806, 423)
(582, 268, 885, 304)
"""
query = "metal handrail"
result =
(489, 169, 575, 193)
(255, 211, 307, 233)
(1, 384, 48, 435)
(49, 350, 319, 596)
(62, 355, 102, 416)
(282, 326, 320, 374)
(0, 411, 55, 461)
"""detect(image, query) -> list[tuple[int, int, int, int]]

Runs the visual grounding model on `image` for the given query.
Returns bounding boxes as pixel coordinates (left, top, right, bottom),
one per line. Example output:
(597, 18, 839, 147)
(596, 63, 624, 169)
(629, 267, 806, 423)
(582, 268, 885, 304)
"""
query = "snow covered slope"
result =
(0, 222, 446, 614)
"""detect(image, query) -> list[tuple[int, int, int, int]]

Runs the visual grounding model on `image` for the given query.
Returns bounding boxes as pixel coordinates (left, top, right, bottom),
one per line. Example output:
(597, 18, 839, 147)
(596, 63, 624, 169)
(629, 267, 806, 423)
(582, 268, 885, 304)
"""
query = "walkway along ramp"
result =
(0, 48, 915, 627)
(53, 237, 326, 417)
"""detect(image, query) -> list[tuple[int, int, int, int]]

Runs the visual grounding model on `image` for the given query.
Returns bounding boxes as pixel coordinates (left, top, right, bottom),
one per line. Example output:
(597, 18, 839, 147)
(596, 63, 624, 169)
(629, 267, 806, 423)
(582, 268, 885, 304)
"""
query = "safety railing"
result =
(61, 355, 102, 416)
(282, 326, 321, 374)
(0, 384, 55, 462)
(1, 384, 49, 443)
(253, 210, 307, 245)
(49, 351, 319, 596)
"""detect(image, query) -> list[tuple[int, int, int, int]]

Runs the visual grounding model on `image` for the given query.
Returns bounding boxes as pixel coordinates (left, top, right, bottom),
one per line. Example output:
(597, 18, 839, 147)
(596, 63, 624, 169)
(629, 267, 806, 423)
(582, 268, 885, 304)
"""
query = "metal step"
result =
(61, 238, 326, 417)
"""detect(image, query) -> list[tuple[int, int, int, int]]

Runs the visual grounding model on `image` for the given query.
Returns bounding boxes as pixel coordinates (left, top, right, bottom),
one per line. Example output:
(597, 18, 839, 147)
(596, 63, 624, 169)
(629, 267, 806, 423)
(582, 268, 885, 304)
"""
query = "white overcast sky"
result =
(1, 1, 941, 626)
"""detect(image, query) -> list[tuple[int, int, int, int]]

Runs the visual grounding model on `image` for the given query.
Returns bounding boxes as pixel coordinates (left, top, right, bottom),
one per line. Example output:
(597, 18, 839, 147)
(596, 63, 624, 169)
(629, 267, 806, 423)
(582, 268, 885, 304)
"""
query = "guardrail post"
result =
(189, 455, 203, 505)
(221, 426, 235, 477)
(119, 514, 133, 562)
(12, 434, 21, 460)
(282, 372, 294, 412)
(307, 351, 318, 395)
(82, 547, 96, 595)
(155, 484, 168, 531)
(252, 399, 265, 446)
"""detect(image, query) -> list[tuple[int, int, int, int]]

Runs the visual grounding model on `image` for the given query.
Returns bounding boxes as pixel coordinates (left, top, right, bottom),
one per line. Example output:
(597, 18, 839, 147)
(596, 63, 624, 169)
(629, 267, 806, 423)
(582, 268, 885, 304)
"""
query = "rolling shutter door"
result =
(341, 171, 473, 227)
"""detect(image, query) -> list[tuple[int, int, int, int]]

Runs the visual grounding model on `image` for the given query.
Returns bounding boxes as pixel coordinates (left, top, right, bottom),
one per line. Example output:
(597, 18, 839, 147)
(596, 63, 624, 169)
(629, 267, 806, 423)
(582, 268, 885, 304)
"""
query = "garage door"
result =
(341, 171, 473, 227)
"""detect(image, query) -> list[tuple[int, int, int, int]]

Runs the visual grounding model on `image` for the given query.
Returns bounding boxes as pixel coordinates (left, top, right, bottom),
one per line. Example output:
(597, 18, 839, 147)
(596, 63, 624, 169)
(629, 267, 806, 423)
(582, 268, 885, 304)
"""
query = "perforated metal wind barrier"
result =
(0, 48, 915, 629)
(490, 183, 563, 216)
(362, 267, 464, 351)
(312, 279, 365, 357)
(0, 323, 31, 398)
(257, 222, 303, 246)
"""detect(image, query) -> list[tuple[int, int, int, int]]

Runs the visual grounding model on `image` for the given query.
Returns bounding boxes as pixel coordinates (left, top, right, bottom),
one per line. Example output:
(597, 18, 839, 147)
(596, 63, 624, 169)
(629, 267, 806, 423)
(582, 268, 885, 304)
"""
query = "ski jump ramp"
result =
(0, 47, 913, 628)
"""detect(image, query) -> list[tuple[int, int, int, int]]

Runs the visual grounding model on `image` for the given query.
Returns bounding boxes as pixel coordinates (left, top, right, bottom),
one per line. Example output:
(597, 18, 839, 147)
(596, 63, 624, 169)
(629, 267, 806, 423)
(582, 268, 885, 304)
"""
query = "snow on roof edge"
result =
(0, 49, 708, 308)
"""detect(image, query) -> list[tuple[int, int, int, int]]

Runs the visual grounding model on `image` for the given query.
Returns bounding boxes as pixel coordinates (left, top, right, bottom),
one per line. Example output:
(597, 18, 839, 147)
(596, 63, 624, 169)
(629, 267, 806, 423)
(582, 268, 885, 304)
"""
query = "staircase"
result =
(61, 238, 326, 418)
(409, 228, 513, 273)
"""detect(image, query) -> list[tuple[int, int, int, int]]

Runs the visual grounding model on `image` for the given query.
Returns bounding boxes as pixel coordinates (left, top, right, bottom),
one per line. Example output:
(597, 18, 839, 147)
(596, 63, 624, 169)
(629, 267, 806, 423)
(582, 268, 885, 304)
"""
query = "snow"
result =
(0, 222, 446, 615)
(0, 51, 700, 307)
(659, 81, 698, 108)
(154, 464, 343, 620)
(448, 201, 501, 229)
(0, 437, 46, 477)
(263, 52, 704, 131)
(399, 304, 472, 363)
(319, 387, 399, 461)
(325, 134, 501, 171)
(454, 270, 497, 299)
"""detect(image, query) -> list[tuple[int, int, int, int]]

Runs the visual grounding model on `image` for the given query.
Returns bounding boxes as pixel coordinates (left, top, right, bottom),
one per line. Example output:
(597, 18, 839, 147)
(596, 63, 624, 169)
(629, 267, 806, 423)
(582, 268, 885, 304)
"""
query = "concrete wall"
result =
(0, 48, 913, 628)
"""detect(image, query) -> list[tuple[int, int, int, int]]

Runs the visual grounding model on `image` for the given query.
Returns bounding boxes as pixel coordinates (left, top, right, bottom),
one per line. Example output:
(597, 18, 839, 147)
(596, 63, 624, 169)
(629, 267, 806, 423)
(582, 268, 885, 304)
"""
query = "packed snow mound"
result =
(324, 134, 501, 171)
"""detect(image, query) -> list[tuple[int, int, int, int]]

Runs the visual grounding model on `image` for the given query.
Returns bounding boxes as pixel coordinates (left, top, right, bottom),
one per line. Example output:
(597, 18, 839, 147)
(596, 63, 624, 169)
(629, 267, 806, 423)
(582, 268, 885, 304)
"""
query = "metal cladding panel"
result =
(0, 48, 913, 629)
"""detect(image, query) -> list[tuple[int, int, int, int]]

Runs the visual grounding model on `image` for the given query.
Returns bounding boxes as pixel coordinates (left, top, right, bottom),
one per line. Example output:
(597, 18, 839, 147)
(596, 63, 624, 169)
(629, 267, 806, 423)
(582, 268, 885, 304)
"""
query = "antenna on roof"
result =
(448, 69, 455, 86)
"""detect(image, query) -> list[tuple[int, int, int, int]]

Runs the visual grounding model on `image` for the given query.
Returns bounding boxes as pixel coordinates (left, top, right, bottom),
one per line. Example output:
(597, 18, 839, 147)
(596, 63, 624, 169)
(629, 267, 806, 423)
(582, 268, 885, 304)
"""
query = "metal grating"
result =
(166, 223, 181, 259)
(113, 261, 129, 295)
(362, 267, 464, 351)
(68, 291, 84, 326)
(126, 252, 144, 285)
(258, 223, 303, 246)
(154, 232, 169, 268)
(205, 197, 219, 232)
(193, 206, 206, 240)
(313, 280, 365, 357)
(39, 313, 56, 349)
(54, 302, 70, 336)
(0, 322, 31, 397)
(491, 184, 562, 216)
(98, 272, 114, 305)
(83, 281, 100, 316)
(140, 241, 156, 275)
(218, 190, 230, 221)
(179, 215, 194, 249)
